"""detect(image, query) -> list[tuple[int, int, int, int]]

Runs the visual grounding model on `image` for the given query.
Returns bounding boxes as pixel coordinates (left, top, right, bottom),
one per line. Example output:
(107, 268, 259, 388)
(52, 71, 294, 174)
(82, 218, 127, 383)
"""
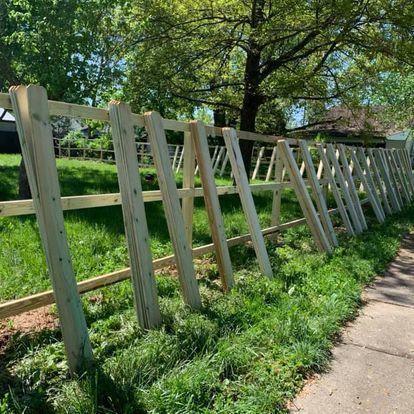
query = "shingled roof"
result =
(293, 106, 401, 143)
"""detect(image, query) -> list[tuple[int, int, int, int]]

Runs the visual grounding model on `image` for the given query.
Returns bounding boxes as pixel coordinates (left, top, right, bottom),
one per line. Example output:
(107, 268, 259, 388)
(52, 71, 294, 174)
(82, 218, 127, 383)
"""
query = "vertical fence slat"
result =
(395, 150, 413, 200)
(109, 101, 161, 328)
(390, 150, 410, 202)
(191, 121, 234, 290)
(252, 146, 265, 180)
(144, 111, 201, 309)
(10, 85, 93, 374)
(182, 131, 195, 246)
(326, 144, 363, 234)
(271, 149, 284, 227)
(212, 147, 225, 175)
(402, 149, 414, 192)
(374, 149, 401, 212)
(350, 148, 385, 223)
(176, 146, 185, 174)
(382, 149, 404, 207)
(299, 141, 338, 247)
(219, 151, 229, 177)
(222, 128, 273, 278)
(338, 144, 367, 230)
(357, 148, 385, 220)
(278, 140, 332, 254)
(265, 146, 277, 182)
(171, 145, 180, 171)
(367, 149, 392, 215)
(317, 144, 355, 236)
(317, 159, 329, 200)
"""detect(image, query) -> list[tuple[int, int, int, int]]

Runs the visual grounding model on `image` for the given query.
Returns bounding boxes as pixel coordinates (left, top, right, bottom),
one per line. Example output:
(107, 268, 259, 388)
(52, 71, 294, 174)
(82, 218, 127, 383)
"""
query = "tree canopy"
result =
(1, 0, 414, 171)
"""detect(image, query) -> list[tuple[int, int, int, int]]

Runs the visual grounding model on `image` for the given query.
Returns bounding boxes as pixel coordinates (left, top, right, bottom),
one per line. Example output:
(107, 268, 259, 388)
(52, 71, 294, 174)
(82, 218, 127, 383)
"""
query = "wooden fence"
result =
(1, 85, 413, 374)
(54, 138, 306, 181)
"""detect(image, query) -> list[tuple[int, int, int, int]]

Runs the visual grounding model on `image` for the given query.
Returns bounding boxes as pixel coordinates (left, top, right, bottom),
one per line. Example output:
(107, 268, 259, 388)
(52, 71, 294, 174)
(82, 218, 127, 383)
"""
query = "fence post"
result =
(366, 149, 392, 215)
(401, 149, 414, 192)
(317, 144, 355, 236)
(171, 145, 180, 171)
(373, 149, 401, 212)
(382, 150, 404, 207)
(350, 148, 385, 223)
(212, 147, 225, 175)
(176, 145, 185, 173)
(191, 121, 234, 290)
(271, 149, 285, 227)
(210, 145, 220, 168)
(299, 141, 337, 247)
(109, 101, 161, 329)
(390, 150, 411, 202)
(182, 132, 195, 247)
(317, 158, 329, 200)
(10, 85, 93, 374)
(144, 111, 201, 309)
(356, 148, 385, 219)
(252, 146, 265, 180)
(326, 144, 363, 234)
(394, 150, 413, 200)
(222, 128, 273, 278)
(219, 151, 229, 177)
(278, 140, 332, 254)
(265, 146, 277, 182)
(337, 144, 367, 230)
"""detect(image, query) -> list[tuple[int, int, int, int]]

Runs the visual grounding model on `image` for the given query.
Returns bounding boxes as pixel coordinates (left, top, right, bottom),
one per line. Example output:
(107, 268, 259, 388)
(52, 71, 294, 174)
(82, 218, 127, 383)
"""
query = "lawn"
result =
(1, 153, 413, 413)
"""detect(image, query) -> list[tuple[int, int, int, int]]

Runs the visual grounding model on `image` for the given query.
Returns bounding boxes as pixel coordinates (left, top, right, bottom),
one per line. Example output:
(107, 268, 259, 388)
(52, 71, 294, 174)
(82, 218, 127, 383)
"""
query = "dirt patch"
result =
(0, 305, 58, 355)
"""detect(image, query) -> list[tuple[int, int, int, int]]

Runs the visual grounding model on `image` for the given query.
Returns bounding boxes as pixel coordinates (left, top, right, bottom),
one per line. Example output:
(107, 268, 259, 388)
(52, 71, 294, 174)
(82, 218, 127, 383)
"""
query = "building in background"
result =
(290, 106, 400, 146)
(0, 107, 20, 153)
(386, 130, 414, 165)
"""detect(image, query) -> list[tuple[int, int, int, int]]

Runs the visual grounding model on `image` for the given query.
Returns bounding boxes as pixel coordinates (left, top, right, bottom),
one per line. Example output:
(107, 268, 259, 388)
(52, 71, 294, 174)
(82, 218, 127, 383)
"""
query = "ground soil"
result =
(0, 305, 57, 355)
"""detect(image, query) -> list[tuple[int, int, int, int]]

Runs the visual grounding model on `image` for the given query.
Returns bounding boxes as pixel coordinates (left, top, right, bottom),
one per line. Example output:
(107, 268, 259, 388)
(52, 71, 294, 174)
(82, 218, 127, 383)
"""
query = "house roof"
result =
(0, 107, 15, 122)
(303, 106, 400, 138)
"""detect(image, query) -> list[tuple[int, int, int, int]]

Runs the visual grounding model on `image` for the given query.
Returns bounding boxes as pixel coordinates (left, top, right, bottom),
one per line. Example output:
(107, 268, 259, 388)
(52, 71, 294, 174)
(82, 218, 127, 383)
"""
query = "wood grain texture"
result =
(382, 149, 404, 207)
(350, 148, 385, 223)
(317, 144, 355, 236)
(109, 101, 161, 328)
(271, 149, 285, 227)
(326, 144, 363, 234)
(367, 149, 392, 214)
(10, 85, 93, 374)
(144, 111, 201, 309)
(223, 128, 273, 278)
(373, 149, 401, 212)
(337, 145, 367, 230)
(299, 140, 337, 246)
(191, 121, 234, 290)
(265, 146, 277, 182)
(252, 146, 265, 180)
(278, 140, 332, 253)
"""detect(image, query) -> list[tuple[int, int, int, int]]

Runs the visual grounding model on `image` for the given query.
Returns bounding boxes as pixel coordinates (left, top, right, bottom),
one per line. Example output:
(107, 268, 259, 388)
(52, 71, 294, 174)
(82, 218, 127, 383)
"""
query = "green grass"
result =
(0, 154, 304, 301)
(1, 154, 414, 413)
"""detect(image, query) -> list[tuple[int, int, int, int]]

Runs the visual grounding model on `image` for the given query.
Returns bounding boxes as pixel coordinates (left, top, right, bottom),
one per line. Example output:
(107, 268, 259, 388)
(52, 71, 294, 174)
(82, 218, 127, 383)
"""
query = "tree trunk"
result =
(238, 0, 266, 178)
(213, 109, 226, 127)
(239, 98, 261, 178)
(18, 158, 31, 199)
(239, 51, 263, 177)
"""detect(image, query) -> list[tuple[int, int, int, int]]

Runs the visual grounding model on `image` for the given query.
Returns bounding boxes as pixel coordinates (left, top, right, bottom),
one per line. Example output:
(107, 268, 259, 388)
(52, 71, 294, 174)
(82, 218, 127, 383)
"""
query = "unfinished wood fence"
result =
(1, 85, 413, 374)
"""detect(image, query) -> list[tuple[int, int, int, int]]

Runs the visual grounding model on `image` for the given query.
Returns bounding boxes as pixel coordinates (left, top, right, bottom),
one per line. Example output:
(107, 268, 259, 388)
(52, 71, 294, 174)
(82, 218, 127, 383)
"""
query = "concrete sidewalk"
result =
(289, 232, 414, 413)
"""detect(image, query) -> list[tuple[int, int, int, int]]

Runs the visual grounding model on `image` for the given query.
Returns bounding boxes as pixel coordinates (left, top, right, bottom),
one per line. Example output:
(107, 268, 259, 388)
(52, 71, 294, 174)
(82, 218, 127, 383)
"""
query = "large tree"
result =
(124, 0, 414, 173)
(1, 0, 127, 197)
